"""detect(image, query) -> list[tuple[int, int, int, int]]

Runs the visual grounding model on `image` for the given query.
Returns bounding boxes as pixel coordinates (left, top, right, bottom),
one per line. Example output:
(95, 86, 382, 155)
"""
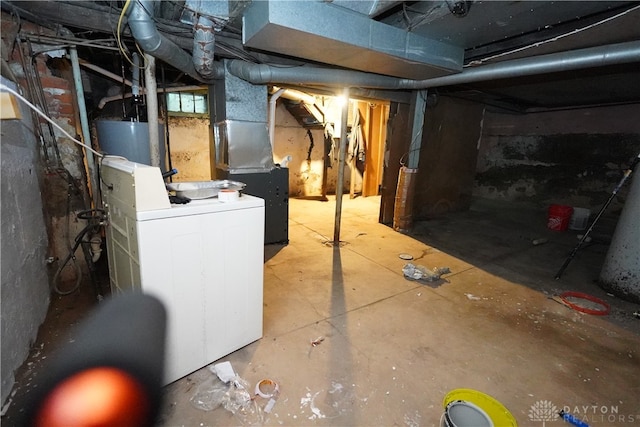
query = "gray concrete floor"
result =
(157, 196, 640, 427)
(2, 196, 638, 426)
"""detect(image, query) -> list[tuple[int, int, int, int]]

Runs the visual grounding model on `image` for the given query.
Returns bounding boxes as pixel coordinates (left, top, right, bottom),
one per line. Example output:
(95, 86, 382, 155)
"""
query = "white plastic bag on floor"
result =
(190, 376, 229, 411)
(402, 263, 450, 282)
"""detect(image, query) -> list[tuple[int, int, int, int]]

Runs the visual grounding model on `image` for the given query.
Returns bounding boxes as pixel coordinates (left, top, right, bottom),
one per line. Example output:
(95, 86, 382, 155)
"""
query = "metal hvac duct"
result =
(127, 0, 223, 82)
(228, 41, 640, 90)
(243, 0, 462, 80)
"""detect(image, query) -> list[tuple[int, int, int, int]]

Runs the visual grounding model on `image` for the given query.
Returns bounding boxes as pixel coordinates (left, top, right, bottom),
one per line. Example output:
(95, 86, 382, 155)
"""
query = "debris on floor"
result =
(464, 293, 483, 301)
(255, 379, 279, 399)
(310, 336, 325, 347)
(299, 381, 359, 421)
(0, 390, 16, 416)
(402, 263, 451, 282)
(532, 238, 548, 246)
(190, 361, 281, 425)
(559, 409, 590, 427)
(190, 376, 228, 411)
(212, 361, 236, 383)
(223, 376, 253, 415)
(398, 253, 414, 260)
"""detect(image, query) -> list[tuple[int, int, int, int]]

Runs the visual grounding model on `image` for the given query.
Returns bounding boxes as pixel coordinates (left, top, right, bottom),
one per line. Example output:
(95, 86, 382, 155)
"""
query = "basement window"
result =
(166, 92, 208, 116)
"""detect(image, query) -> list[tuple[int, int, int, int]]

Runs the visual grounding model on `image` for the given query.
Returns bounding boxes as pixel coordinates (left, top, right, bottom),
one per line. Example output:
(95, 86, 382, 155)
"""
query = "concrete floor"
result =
(3, 196, 639, 426)
(157, 196, 639, 426)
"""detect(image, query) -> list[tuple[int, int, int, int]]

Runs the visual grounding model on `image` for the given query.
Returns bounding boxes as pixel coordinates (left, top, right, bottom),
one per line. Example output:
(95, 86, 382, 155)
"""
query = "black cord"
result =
(306, 129, 315, 162)
(445, 0, 471, 17)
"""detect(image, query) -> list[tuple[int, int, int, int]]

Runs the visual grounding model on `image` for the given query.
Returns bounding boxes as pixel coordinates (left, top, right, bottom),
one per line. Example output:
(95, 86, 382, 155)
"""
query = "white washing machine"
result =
(100, 157, 264, 384)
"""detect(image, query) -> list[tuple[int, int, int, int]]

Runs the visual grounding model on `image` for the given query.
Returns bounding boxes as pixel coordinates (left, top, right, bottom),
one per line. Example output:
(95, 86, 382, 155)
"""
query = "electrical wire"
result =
(15, 37, 55, 165)
(0, 83, 104, 157)
(402, 2, 445, 32)
(466, 3, 640, 67)
(24, 34, 119, 53)
(216, 41, 260, 63)
(116, 0, 148, 69)
(52, 186, 82, 296)
(52, 209, 107, 296)
(116, 0, 134, 64)
(166, 0, 239, 33)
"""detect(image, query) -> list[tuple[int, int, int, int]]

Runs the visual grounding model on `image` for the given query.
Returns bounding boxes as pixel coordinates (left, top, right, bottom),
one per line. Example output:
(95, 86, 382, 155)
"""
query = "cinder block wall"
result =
(0, 78, 50, 403)
(1, 15, 91, 404)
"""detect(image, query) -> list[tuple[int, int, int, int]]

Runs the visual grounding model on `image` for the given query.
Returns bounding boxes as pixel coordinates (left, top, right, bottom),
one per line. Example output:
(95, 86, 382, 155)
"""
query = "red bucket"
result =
(547, 205, 573, 231)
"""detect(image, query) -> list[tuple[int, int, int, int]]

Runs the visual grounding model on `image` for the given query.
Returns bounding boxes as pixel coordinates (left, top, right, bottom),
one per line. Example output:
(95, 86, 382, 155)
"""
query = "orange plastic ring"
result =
(560, 291, 610, 316)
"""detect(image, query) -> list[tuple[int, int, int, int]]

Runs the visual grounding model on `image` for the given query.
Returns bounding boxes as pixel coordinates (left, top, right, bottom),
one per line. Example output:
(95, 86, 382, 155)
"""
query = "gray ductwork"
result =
(127, 0, 223, 82)
(229, 41, 640, 90)
(242, 0, 462, 80)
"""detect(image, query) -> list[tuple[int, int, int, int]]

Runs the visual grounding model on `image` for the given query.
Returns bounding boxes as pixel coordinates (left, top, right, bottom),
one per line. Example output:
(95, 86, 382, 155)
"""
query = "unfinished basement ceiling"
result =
(3, 0, 640, 111)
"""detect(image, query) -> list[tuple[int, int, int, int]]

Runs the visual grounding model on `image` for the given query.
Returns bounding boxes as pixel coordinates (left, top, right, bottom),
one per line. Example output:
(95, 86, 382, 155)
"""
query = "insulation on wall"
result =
(167, 116, 212, 181)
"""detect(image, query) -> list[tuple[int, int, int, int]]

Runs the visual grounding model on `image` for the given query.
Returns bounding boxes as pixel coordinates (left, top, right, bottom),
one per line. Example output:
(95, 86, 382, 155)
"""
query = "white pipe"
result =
(132, 53, 140, 97)
(269, 88, 286, 149)
(271, 85, 324, 126)
(79, 60, 132, 87)
(274, 86, 316, 104)
(90, 235, 102, 263)
(144, 54, 160, 168)
(97, 85, 203, 109)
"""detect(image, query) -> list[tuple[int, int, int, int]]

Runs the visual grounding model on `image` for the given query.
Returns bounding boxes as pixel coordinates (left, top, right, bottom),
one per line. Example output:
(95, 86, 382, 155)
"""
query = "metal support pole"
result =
(144, 54, 160, 168)
(407, 89, 427, 169)
(333, 87, 349, 244)
(69, 46, 100, 208)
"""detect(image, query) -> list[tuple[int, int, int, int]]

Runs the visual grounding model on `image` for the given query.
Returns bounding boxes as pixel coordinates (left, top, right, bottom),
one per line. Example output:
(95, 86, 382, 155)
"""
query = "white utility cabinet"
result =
(101, 157, 265, 384)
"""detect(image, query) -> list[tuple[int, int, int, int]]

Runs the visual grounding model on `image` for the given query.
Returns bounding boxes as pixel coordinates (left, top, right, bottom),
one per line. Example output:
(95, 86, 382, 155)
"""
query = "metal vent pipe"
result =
(227, 61, 402, 89)
(228, 41, 640, 90)
(127, 0, 223, 82)
(402, 41, 640, 89)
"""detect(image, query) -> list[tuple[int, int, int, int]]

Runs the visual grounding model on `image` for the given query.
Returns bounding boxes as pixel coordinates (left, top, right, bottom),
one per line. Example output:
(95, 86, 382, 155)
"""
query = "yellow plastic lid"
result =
(443, 388, 518, 427)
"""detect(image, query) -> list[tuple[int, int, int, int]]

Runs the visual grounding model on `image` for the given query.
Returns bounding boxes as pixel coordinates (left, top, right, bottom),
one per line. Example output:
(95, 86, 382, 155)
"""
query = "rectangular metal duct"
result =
(214, 120, 275, 174)
(243, 1, 463, 80)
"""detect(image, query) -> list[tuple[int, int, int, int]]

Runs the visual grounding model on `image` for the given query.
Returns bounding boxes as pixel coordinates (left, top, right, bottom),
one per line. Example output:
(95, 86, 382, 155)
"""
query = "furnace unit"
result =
(214, 119, 289, 244)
